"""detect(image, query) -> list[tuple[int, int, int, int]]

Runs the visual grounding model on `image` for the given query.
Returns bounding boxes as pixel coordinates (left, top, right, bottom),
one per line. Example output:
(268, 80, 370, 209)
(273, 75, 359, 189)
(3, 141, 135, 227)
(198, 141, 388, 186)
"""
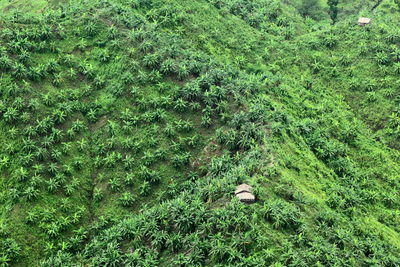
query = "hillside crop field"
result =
(1, 0, 400, 266)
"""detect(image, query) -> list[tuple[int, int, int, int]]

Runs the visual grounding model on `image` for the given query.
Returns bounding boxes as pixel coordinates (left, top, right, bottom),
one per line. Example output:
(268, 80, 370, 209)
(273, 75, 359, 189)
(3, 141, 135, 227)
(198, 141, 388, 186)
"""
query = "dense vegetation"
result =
(0, 0, 399, 266)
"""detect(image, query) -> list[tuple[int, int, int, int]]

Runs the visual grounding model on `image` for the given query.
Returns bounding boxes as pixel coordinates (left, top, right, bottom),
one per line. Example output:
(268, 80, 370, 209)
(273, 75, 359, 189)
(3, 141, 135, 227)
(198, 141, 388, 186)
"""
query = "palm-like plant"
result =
(24, 186, 39, 201)
(73, 157, 83, 170)
(375, 52, 389, 65)
(17, 49, 31, 63)
(119, 192, 136, 207)
(142, 151, 156, 166)
(64, 183, 76, 196)
(47, 162, 59, 175)
(86, 108, 98, 122)
(52, 72, 65, 86)
(93, 188, 103, 203)
(201, 115, 212, 128)
(139, 181, 151, 196)
(0, 55, 12, 70)
(143, 53, 161, 69)
(46, 223, 60, 238)
(172, 152, 190, 168)
(71, 119, 86, 132)
(13, 167, 28, 182)
(109, 177, 122, 192)
(47, 178, 60, 193)
(124, 172, 135, 186)
(391, 46, 400, 62)
(42, 136, 55, 148)
(84, 22, 97, 37)
(0, 156, 10, 170)
(50, 149, 62, 161)
(3, 107, 19, 123)
(160, 58, 175, 74)
(77, 138, 87, 152)
(393, 62, 400, 74)
(164, 124, 176, 138)
(173, 98, 188, 112)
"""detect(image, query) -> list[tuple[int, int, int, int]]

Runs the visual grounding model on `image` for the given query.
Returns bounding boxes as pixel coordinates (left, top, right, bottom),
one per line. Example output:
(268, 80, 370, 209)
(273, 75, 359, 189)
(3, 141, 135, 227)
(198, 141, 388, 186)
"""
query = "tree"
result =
(328, 0, 339, 23)
(298, 0, 323, 20)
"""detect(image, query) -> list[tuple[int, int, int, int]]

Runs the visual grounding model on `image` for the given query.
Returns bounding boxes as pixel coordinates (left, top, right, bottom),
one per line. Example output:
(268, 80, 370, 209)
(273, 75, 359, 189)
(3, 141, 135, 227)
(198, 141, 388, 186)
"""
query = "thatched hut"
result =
(235, 183, 255, 203)
(358, 17, 371, 26)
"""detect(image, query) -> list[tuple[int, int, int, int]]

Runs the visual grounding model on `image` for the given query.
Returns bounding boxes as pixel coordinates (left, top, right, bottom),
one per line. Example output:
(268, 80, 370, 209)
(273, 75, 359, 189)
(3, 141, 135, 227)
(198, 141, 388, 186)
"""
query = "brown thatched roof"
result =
(358, 17, 371, 24)
(235, 184, 253, 195)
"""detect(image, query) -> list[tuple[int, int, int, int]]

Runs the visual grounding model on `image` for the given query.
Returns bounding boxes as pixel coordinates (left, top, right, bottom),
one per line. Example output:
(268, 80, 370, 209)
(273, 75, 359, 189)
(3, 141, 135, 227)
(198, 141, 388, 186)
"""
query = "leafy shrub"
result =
(261, 199, 304, 230)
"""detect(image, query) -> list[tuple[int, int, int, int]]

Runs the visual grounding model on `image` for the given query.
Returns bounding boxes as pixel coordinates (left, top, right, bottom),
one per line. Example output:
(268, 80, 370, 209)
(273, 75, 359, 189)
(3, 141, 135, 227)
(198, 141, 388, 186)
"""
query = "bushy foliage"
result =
(298, 0, 324, 20)
(0, 0, 399, 266)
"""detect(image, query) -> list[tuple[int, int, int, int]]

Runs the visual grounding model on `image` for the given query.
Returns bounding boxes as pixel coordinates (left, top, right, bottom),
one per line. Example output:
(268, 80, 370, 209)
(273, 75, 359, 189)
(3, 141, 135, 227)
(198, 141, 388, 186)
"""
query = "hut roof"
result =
(235, 184, 253, 195)
(236, 192, 255, 202)
(358, 17, 371, 24)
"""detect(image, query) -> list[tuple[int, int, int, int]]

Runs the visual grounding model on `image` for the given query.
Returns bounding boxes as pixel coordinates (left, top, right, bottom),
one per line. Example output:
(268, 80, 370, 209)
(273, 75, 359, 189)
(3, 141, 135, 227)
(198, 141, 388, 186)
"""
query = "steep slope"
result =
(0, 0, 399, 266)
(289, 0, 400, 149)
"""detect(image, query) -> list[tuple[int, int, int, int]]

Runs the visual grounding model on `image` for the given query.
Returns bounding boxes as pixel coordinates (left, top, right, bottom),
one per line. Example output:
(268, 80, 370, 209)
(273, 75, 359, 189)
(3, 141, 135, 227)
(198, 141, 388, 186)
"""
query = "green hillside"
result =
(0, 0, 400, 266)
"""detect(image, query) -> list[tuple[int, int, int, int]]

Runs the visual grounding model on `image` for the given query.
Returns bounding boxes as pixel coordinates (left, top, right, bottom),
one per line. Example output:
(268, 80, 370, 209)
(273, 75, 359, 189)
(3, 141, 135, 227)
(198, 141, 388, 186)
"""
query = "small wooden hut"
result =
(358, 17, 371, 26)
(235, 183, 255, 203)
